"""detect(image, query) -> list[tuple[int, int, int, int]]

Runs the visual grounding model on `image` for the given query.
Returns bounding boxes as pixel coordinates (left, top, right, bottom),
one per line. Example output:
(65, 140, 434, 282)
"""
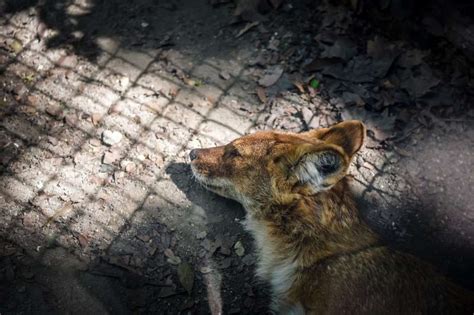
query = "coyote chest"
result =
(246, 216, 297, 295)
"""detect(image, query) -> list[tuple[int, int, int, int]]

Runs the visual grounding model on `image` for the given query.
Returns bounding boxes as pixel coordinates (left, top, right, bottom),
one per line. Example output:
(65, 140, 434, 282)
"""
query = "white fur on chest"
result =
(244, 216, 304, 314)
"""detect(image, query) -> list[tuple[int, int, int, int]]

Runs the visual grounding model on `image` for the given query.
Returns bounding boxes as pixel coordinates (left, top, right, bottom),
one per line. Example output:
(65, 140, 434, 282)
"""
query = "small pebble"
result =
(219, 71, 231, 80)
(102, 130, 123, 146)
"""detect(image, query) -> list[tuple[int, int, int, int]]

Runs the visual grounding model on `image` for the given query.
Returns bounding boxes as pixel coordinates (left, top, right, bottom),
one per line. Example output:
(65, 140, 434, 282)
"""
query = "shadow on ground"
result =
(3, 0, 183, 60)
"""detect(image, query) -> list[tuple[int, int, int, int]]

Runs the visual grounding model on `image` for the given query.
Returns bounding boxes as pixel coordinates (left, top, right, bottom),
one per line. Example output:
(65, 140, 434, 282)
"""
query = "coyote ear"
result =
(320, 120, 365, 158)
(294, 148, 347, 191)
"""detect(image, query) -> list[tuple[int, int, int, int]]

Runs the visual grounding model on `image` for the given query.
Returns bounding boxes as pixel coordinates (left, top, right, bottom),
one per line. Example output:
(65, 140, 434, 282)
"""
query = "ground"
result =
(0, 0, 473, 314)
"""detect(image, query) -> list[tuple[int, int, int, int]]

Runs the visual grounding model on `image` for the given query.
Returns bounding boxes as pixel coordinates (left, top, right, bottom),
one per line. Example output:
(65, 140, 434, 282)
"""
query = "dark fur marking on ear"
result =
(316, 151, 341, 176)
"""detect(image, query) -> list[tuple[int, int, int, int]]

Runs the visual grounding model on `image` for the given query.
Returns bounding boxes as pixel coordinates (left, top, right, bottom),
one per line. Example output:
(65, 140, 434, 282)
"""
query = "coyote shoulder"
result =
(190, 120, 473, 314)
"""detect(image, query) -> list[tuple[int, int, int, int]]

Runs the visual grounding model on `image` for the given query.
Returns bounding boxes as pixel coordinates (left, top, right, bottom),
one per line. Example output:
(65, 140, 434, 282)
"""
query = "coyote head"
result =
(190, 121, 365, 209)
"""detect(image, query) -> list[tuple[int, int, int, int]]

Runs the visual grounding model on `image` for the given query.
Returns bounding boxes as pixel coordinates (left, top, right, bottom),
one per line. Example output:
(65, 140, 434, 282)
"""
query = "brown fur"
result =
(190, 120, 474, 314)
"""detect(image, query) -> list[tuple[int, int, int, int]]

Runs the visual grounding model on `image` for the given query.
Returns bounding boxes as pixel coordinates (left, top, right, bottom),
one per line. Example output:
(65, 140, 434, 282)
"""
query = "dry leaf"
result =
(256, 87, 267, 103)
(258, 66, 283, 87)
(177, 262, 194, 294)
(292, 80, 305, 94)
(44, 202, 73, 226)
(234, 241, 245, 257)
(236, 21, 259, 38)
(77, 234, 89, 248)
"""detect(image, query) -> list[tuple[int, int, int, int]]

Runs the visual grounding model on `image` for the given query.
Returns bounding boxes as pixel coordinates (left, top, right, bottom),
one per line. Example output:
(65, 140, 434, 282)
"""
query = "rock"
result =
(150, 154, 165, 168)
(47, 136, 59, 146)
(301, 107, 313, 125)
(91, 113, 102, 125)
(46, 104, 64, 119)
(125, 162, 137, 173)
(201, 238, 212, 251)
(59, 55, 78, 68)
(114, 171, 125, 181)
(219, 71, 231, 80)
(102, 130, 123, 146)
(165, 248, 182, 265)
(90, 175, 106, 186)
(196, 231, 207, 240)
(234, 241, 245, 257)
(137, 233, 151, 242)
(65, 113, 78, 127)
(103, 150, 120, 164)
(119, 76, 130, 88)
(200, 266, 212, 274)
(108, 103, 124, 114)
(167, 255, 182, 265)
(99, 164, 115, 173)
(89, 138, 102, 147)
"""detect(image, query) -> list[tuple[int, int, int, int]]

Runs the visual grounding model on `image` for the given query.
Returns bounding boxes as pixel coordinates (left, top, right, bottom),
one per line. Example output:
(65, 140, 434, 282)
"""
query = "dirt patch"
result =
(0, 0, 473, 313)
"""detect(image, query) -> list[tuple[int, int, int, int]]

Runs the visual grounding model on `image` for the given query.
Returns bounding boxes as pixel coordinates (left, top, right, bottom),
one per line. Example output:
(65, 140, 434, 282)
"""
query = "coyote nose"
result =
(189, 149, 198, 161)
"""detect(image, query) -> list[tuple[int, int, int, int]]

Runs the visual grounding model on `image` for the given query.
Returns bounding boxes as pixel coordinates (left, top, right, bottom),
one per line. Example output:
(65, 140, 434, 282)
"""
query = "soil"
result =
(0, 0, 473, 314)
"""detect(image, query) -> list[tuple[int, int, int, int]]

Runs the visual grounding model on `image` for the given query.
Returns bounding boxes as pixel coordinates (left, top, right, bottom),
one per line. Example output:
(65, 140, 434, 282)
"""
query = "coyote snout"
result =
(190, 120, 473, 314)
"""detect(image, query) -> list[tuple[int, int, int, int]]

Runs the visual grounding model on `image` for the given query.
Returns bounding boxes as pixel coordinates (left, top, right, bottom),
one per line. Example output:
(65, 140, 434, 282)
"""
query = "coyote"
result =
(190, 120, 473, 314)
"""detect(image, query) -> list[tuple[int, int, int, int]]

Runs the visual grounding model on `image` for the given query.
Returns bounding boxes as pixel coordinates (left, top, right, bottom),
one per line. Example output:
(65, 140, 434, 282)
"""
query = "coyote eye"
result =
(224, 145, 241, 159)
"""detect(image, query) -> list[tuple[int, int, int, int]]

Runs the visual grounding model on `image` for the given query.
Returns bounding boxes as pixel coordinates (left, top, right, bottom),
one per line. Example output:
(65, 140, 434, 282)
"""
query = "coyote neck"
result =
(248, 179, 379, 268)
